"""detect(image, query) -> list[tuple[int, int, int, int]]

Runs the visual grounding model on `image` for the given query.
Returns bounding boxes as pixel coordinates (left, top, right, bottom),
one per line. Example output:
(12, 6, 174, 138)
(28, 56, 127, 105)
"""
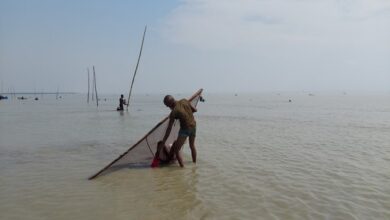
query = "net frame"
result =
(89, 89, 203, 180)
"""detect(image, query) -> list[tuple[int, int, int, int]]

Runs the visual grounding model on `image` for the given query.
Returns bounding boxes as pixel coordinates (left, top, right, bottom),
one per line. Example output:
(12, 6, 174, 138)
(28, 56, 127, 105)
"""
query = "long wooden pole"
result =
(87, 68, 90, 103)
(93, 66, 98, 107)
(127, 25, 147, 110)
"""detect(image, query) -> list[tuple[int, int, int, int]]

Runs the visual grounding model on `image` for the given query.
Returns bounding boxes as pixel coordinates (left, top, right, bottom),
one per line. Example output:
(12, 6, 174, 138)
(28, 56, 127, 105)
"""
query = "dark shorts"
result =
(178, 127, 196, 137)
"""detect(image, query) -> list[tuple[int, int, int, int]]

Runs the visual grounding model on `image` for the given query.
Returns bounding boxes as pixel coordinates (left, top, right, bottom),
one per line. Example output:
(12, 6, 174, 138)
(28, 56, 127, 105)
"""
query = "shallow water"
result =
(1, 92, 389, 219)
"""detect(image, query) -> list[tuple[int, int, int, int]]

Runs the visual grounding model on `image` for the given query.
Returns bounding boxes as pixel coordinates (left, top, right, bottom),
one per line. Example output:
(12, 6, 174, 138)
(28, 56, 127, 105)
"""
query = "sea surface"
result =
(0, 92, 389, 220)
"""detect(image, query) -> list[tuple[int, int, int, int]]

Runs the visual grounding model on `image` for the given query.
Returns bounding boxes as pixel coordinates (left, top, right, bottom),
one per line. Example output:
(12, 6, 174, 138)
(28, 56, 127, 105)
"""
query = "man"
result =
(161, 95, 197, 167)
(117, 94, 126, 111)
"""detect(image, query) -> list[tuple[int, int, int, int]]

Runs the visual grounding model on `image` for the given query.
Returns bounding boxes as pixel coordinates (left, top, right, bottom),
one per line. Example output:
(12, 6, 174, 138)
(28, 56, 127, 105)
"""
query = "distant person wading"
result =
(117, 94, 127, 111)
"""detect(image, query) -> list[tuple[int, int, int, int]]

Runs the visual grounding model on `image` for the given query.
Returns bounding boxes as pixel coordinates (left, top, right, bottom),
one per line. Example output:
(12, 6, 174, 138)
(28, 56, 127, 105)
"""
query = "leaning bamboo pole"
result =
(127, 25, 147, 110)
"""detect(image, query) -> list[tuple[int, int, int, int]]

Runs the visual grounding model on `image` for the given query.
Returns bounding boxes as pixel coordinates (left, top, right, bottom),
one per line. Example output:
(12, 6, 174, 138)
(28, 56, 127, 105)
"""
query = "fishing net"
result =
(89, 89, 203, 179)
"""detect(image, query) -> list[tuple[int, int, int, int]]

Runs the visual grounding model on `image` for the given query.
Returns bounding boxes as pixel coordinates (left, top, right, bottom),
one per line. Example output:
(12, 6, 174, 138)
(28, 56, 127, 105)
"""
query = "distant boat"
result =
(17, 96, 27, 100)
(35, 97, 39, 100)
(0, 95, 8, 100)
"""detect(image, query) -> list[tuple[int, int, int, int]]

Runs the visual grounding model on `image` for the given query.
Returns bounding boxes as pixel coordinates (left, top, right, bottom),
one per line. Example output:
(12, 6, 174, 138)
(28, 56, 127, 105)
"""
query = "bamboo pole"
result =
(91, 72, 94, 101)
(93, 66, 98, 107)
(127, 25, 147, 110)
(87, 68, 90, 103)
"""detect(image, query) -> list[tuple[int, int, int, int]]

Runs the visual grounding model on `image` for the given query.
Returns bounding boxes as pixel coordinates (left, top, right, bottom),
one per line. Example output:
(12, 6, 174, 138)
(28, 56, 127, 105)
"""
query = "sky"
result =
(0, 0, 389, 94)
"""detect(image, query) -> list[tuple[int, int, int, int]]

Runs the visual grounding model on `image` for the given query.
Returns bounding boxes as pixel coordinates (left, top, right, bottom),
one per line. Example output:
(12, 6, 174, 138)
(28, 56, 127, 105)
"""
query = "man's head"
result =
(121, 94, 124, 98)
(163, 95, 175, 109)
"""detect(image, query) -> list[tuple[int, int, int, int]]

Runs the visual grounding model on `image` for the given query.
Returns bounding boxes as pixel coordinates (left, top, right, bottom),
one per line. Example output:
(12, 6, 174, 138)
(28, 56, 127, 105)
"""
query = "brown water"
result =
(1, 93, 389, 219)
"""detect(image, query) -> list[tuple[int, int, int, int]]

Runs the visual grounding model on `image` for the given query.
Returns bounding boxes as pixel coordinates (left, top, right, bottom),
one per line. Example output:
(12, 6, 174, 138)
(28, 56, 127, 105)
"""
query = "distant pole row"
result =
(87, 65, 99, 107)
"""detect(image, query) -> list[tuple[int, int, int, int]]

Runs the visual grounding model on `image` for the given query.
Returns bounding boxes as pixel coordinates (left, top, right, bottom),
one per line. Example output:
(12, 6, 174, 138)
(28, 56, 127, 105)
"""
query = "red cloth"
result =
(151, 156, 160, 168)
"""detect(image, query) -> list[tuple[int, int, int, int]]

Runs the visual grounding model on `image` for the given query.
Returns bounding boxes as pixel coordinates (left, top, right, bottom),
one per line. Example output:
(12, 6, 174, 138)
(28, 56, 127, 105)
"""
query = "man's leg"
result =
(170, 136, 187, 167)
(163, 145, 170, 158)
(189, 135, 196, 163)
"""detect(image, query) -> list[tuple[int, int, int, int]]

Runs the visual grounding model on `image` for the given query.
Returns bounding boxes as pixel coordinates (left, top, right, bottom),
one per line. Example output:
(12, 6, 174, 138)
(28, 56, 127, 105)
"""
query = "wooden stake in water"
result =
(127, 26, 147, 110)
(87, 68, 90, 103)
(91, 70, 94, 102)
(93, 66, 98, 107)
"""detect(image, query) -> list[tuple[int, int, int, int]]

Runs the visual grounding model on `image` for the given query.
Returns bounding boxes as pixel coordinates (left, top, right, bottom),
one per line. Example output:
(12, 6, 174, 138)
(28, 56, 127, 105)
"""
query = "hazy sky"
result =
(1, 0, 389, 94)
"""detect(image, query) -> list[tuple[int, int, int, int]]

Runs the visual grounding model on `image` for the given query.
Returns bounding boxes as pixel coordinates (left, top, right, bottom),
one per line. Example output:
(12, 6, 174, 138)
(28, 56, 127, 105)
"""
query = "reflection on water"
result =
(1, 93, 390, 219)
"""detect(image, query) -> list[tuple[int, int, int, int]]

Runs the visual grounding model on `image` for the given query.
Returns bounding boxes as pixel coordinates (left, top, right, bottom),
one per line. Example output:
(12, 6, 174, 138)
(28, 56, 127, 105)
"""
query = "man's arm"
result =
(191, 104, 197, 113)
(187, 99, 197, 112)
(162, 117, 175, 144)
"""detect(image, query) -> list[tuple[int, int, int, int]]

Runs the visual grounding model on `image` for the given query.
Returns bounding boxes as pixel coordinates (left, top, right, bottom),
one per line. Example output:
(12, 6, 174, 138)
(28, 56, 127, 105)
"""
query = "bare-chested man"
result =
(161, 95, 197, 167)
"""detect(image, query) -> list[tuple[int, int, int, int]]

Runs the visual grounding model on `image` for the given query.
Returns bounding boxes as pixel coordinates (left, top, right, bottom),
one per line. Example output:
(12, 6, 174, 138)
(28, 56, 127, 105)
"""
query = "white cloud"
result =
(158, 0, 390, 92)
(163, 0, 390, 50)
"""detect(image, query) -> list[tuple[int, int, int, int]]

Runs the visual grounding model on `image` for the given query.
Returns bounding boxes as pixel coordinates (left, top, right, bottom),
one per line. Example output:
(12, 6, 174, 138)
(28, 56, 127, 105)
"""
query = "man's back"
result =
(170, 99, 196, 129)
